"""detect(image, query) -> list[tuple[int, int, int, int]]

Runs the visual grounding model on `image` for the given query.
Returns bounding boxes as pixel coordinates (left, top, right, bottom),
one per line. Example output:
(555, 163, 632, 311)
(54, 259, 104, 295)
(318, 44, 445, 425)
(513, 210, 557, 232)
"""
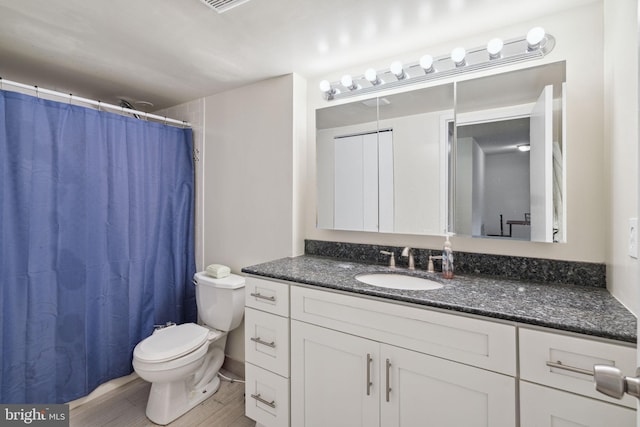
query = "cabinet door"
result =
(381, 344, 516, 427)
(291, 320, 379, 427)
(520, 381, 635, 427)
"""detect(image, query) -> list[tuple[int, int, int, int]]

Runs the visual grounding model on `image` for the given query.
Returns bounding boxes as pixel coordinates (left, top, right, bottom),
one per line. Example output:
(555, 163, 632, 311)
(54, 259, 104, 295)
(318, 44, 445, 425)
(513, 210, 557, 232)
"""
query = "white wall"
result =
(202, 74, 306, 362)
(483, 152, 531, 240)
(604, 0, 639, 314)
(305, 3, 607, 263)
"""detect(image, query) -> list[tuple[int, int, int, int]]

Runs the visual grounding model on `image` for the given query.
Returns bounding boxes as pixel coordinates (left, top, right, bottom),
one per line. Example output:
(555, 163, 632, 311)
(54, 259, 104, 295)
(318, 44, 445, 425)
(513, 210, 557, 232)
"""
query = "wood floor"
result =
(69, 375, 256, 427)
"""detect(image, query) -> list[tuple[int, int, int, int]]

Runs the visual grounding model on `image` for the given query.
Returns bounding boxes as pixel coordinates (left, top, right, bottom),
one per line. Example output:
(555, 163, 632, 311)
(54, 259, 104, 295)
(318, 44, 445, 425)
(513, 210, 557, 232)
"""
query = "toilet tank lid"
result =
(134, 323, 208, 363)
(194, 272, 245, 289)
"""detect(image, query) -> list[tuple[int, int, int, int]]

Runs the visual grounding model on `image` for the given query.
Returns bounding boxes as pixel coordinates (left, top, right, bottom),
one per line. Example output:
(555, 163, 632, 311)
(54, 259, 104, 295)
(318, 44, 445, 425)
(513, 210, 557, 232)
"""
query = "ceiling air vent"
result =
(199, 0, 251, 13)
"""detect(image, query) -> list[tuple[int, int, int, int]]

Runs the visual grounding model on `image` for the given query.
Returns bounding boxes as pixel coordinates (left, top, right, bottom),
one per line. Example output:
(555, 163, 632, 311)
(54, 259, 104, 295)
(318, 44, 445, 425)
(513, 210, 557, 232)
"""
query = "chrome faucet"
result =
(380, 250, 395, 268)
(401, 247, 415, 270)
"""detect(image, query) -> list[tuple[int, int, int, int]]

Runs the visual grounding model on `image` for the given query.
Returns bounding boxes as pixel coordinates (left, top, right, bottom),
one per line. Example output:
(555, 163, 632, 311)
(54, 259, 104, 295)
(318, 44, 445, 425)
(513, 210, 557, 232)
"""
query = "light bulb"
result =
(451, 47, 466, 67)
(319, 79, 339, 99)
(340, 75, 359, 91)
(487, 38, 503, 59)
(517, 144, 531, 152)
(365, 68, 382, 85)
(419, 55, 434, 73)
(390, 61, 407, 80)
(527, 27, 546, 50)
(319, 80, 331, 93)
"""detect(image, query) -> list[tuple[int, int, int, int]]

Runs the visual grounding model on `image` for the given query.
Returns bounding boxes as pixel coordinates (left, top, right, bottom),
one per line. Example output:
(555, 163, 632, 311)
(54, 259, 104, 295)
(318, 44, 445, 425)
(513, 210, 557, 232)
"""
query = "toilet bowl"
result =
(132, 272, 245, 425)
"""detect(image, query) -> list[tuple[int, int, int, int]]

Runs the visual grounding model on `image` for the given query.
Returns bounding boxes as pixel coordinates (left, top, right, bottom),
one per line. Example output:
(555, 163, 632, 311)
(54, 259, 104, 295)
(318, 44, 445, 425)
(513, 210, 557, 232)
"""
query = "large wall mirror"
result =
(451, 61, 566, 243)
(316, 61, 566, 243)
(316, 84, 453, 234)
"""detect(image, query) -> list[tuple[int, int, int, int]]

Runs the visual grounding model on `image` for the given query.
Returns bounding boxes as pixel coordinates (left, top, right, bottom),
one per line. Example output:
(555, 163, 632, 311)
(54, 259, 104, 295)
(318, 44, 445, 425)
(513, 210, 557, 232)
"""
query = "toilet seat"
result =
(134, 323, 209, 364)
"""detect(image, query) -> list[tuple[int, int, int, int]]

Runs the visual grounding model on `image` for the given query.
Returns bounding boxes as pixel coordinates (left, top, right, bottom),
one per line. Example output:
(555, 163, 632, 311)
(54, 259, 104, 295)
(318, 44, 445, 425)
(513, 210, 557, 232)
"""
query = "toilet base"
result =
(145, 374, 221, 425)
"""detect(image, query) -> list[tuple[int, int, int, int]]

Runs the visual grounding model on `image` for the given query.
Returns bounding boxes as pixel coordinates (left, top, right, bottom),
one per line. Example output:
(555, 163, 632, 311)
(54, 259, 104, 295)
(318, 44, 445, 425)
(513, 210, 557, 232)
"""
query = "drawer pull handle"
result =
(251, 393, 276, 408)
(546, 360, 594, 377)
(250, 337, 276, 348)
(250, 292, 276, 302)
(385, 358, 392, 402)
(366, 353, 373, 396)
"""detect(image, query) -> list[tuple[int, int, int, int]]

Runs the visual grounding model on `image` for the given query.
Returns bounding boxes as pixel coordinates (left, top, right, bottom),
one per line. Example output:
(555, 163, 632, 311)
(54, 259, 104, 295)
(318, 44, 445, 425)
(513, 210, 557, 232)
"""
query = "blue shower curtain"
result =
(0, 90, 197, 404)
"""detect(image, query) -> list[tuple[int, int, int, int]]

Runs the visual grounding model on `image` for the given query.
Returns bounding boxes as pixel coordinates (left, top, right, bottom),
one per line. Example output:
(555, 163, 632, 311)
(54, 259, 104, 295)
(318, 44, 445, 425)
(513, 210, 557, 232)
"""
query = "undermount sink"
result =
(355, 273, 443, 290)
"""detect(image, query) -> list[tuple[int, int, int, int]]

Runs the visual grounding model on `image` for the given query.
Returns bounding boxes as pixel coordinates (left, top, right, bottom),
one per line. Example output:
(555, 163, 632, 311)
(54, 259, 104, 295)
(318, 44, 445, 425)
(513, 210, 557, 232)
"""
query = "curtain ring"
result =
(69, 93, 72, 105)
(164, 116, 167, 125)
(35, 85, 39, 98)
(97, 100, 101, 112)
(0, 77, 3, 91)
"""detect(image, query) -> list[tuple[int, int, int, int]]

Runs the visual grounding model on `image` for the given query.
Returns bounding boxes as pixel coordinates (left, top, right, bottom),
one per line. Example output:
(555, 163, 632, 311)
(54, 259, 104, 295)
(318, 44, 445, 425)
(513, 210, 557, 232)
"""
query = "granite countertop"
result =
(242, 255, 637, 344)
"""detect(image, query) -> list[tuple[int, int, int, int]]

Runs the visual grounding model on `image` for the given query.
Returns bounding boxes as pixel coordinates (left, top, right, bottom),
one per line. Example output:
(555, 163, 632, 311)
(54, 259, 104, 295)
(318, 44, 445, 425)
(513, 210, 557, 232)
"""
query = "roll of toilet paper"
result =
(205, 264, 230, 278)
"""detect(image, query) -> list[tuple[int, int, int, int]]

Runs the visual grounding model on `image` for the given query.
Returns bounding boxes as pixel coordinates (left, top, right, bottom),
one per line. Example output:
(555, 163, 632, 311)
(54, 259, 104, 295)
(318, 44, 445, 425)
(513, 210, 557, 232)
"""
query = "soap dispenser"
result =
(442, 236, 454, 279)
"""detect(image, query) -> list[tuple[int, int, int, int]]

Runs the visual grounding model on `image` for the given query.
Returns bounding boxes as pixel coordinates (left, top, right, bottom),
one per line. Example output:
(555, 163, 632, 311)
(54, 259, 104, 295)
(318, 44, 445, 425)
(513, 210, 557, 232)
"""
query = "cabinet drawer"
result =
(246, 277, 289, 316)
(291, 286, 516, 375)
(519, 328, 636, 408)
(245, 307, 290, 377)
(520, 381, 635, 427)
(245, 363, 290, 427)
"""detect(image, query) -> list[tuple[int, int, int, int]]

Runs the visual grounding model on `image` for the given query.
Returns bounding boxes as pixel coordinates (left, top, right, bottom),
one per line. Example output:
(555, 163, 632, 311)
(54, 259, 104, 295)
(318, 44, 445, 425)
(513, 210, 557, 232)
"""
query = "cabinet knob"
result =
(594, 365, 640, 400)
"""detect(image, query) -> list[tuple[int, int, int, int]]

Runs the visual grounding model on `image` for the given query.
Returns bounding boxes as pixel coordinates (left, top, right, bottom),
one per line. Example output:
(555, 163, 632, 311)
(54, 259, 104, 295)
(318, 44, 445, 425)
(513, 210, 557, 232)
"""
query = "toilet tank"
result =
(194, 272, 245, 331)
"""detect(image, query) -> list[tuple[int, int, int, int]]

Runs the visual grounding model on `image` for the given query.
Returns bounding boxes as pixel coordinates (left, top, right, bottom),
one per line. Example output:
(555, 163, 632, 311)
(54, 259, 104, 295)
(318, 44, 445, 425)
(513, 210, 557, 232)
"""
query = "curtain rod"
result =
(0, 78, 192, 128)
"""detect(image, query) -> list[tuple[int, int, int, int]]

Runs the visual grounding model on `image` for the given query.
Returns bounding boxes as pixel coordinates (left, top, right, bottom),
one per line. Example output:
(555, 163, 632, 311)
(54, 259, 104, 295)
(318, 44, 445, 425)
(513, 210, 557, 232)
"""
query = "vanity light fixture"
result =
(390, 61, 408, 80)
(487, 38, 504, 59)
(451, 47, 467, 67)
(319, 27, 555, 101)
(517, 144, 531, 152)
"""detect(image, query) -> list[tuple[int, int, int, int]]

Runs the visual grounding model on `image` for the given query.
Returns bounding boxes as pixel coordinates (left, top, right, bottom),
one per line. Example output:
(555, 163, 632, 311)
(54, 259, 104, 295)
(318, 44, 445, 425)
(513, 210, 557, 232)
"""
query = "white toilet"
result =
(133, 272, 245, 425)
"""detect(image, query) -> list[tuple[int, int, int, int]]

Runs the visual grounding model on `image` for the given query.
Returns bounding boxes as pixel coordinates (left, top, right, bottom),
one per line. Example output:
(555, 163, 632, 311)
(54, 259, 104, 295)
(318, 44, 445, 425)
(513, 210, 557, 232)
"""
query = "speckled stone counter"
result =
(242, 255, 637, 344)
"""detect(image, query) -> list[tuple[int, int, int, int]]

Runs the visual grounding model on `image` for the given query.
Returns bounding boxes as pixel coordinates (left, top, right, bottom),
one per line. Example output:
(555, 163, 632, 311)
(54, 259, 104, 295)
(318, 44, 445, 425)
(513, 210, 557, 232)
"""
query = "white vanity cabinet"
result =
(290, 286, 517, 427)
(243, 275, 637, 427)
(244, 277, 291, 427)
(519, 328, 636, 427)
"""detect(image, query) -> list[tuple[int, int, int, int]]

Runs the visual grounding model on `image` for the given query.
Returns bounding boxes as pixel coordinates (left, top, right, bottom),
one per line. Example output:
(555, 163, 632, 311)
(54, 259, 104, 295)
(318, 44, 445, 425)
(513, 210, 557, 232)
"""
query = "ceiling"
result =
(0, 0, 595, 111)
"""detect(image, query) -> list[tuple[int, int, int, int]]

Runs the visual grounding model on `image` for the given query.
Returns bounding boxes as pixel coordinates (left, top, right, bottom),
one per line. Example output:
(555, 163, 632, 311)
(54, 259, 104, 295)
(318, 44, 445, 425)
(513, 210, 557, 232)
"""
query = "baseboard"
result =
(67, 372, 139, 409)
(222, 355, 245, 380)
